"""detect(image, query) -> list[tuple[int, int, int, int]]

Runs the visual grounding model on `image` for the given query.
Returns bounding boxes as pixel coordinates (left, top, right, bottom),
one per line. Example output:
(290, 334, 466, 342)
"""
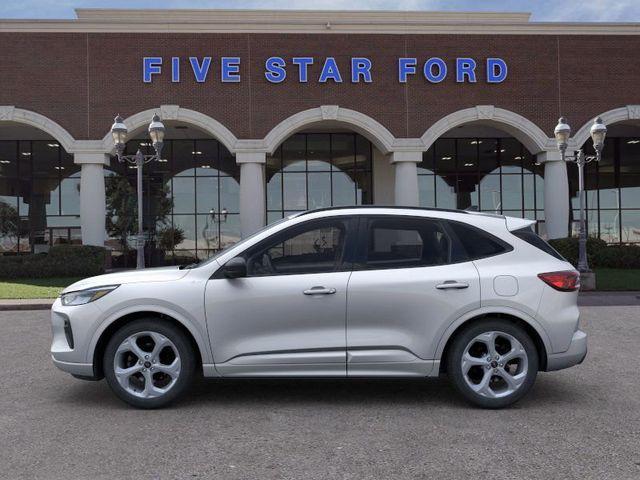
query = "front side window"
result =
(364, 217, 451, 269)
(246, 219, 348, 276)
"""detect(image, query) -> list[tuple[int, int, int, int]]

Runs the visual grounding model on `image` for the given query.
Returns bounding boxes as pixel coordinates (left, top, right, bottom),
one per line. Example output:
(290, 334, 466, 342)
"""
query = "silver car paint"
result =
(346, 261, 480, 375)
(205, 271, 351, 376)
(51, 207, 586, 380)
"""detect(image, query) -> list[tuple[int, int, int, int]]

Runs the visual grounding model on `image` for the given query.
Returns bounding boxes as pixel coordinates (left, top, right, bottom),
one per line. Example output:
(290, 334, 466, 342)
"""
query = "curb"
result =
(0, 300, 55, 311)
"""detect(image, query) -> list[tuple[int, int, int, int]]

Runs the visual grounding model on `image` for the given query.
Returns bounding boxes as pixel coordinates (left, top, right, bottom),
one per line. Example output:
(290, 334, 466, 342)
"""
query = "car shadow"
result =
(57, 373, 587, 411)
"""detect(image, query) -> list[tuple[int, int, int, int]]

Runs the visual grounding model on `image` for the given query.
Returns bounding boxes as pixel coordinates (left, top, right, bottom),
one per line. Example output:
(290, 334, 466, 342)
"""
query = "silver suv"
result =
(51, 207, 586, 409)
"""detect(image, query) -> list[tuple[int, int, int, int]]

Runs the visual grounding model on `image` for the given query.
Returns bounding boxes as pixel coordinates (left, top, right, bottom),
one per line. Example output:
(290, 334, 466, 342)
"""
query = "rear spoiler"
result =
(505, 216, 536, 232)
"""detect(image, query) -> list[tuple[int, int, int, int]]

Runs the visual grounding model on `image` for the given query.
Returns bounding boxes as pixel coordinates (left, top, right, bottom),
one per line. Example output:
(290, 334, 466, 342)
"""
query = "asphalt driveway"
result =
(0, 307, 639, 480)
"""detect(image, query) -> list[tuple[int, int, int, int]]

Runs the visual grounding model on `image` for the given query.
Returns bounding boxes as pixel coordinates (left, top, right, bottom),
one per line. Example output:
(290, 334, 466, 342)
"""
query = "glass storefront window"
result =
(569, 137, 640, 244)
(107, 138, 240, 266)
(0, 140, 80, 254)
(419, 138, 544, 231)
(266, 133, 373, 221)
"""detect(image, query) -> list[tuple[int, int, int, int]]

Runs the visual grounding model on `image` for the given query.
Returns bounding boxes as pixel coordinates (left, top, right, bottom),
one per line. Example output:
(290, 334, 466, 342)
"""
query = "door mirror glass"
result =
(222, 257, 247, 278)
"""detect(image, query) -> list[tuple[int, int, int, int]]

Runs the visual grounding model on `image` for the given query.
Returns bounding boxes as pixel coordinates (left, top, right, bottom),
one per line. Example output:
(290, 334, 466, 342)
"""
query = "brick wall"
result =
(1, 32, 639, 142)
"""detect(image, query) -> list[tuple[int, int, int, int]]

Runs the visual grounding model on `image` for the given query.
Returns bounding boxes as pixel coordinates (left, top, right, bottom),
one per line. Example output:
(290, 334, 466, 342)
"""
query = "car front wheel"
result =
(103, 319, 196, 409)
(446, 319, 538, 409)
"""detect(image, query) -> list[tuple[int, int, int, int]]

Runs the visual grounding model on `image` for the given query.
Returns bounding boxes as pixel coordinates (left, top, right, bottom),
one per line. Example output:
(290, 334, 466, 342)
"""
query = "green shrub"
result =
(0, 245, 106, 279)
(592, 245, 640, 269)
(548, 237, 607, 268)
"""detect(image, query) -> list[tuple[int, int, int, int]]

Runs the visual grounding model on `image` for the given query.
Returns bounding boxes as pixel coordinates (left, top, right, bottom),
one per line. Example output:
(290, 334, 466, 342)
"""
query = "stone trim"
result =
(0, 106, 76, 153)
(421, 105, 554, 154)
(2, 10, 640, 35)
(263, 106, 396, 155)
(100, 105, 239, 154)
(571, 105, 640, 148)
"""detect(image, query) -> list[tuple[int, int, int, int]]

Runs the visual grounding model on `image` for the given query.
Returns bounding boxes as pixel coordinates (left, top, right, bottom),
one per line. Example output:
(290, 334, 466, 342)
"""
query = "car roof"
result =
(294, 205, 504, 221)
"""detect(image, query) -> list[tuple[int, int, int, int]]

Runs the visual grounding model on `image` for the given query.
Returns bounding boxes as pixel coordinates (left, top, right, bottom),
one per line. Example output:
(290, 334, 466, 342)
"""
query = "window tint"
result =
(512, 226, 566, 261)
(365, 218, 451, 269)
(447, 221, 510, 260)
(247, 220, 347, 276)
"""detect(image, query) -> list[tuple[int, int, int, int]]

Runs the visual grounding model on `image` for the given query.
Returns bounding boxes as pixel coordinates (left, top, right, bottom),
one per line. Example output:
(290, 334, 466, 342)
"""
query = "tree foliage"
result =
(105, 175, 173, 251)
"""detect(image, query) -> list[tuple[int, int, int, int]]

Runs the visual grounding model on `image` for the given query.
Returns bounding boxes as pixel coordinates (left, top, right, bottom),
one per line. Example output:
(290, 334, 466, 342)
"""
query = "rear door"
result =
(346, 215, 481, 376)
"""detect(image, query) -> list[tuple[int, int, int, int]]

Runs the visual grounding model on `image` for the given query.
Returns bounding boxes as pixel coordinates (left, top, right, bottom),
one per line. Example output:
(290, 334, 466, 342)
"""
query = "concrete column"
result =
(237, 151, 266, 238)
(390, 151, 421, 207)
(538, 151, 569, 239)
(75, 153, 109, 246)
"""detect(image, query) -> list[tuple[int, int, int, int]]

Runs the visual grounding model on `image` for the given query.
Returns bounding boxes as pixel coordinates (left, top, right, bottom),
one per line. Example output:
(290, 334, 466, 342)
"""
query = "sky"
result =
(1, 0, 640, 22)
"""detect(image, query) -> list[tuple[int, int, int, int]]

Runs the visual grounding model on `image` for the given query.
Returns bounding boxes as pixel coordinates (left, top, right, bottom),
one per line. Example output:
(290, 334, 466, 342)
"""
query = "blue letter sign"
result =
(424, 58, 447, 83)
(319, 57, 343, 83)
(265, 57, 287, 83)
(142, 56, 508, 84)
(189, 57, 211, 83)
(143, 57, 162, 83)
(487, 58, 508, 83)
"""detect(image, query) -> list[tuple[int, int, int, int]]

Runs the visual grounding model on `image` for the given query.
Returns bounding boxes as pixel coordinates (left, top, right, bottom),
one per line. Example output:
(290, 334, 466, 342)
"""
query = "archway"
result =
(0, 114, 80, 254)
(418, 120, 547, 234)
(421, 106, 552, 155)
(105, 119, 241, 267)
(100, 105, 239, 155)
(261, 107, 396, 222)
(570, 109, 640, 244)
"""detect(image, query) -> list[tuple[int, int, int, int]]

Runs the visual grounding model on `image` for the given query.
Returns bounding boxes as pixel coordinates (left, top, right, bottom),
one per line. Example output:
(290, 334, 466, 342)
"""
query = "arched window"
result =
(0, 140, 79, 254)
(418, 137, 544, 233)
(266, 133, 373, 224)
(107, 138, 240, 267)
(569, 135, 640, 244)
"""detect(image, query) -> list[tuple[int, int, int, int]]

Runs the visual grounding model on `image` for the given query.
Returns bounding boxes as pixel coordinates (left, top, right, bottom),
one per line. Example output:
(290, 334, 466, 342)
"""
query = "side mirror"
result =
(222, 257, 247, 279)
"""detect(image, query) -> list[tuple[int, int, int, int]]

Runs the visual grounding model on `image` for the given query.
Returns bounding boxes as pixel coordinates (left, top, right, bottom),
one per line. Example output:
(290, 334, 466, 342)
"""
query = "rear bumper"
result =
(545, 329, 587, 371)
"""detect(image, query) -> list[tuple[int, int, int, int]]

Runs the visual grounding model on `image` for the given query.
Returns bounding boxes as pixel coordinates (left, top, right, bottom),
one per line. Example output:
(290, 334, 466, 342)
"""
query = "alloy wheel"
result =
(113, 331, 181, 399)
(461, 331, 529, 399)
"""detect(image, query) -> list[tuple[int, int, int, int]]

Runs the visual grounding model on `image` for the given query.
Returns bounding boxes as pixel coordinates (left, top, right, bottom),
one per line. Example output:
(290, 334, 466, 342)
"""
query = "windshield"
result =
(187, 217, 292, 269)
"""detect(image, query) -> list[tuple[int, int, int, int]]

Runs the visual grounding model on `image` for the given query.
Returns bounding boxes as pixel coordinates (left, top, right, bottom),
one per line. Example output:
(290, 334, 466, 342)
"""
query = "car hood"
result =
(62, 266, 190, 293)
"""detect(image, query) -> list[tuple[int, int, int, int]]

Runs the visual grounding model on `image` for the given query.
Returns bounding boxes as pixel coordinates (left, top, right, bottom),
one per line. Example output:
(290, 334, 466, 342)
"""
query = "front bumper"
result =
(545, 329, 587, 371)
(51, 357, 95, 377)
(51, 299, 102, 378)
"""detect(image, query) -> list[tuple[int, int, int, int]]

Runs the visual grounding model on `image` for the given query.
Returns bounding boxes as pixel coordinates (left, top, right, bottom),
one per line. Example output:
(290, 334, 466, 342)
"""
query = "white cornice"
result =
(0, 9, 639, 35)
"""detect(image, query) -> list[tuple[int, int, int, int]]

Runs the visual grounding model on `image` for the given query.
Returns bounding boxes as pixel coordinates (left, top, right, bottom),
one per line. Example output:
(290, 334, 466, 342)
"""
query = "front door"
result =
(346, 215, 481, 376)
(205, 217, 356, 376)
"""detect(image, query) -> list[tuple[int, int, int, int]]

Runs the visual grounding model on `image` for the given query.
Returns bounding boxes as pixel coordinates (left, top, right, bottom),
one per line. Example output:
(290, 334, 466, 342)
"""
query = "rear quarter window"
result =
(446, 221, 513, 260)
(511, 226, 566, 261)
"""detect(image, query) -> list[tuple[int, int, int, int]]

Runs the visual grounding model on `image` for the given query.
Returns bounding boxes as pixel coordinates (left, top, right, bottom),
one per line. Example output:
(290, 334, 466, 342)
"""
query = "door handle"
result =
(303, 286, 337, 295)
(436, 281, 469, 290)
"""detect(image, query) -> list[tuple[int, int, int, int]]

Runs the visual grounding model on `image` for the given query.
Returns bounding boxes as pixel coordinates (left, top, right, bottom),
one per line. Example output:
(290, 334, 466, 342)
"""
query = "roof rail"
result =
(295, 205, 471, 217)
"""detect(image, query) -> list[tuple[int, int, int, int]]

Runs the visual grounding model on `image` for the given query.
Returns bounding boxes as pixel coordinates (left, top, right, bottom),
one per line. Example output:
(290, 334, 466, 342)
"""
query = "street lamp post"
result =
(110, 114, 166, 269)
(554, 116, 607, 273)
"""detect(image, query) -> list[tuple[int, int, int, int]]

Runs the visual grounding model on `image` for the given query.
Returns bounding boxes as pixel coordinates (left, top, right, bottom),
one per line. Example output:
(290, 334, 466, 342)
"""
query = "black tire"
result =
(103, 318, 196, 409)
(446, 318, 538, 409)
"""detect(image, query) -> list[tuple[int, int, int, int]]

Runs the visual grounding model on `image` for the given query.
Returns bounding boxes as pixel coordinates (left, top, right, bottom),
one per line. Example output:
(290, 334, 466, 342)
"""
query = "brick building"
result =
(1, 9, 639, 265)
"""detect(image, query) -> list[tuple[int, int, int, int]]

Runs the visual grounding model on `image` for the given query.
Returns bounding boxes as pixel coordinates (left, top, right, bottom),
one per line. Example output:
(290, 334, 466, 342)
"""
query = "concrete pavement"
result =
(0, 307, 639, 479)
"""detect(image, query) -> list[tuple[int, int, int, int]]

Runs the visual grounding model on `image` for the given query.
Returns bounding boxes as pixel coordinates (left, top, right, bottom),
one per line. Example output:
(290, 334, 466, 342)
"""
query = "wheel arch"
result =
(90, 309, 208, 379)
(437, 309, 550, 374)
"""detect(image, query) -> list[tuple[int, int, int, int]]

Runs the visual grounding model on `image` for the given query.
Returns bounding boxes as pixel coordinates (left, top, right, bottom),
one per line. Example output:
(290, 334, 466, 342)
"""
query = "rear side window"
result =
(364, 217, 451, 269)
(512, 226, 566, 261)
(446, 221, 511, 260)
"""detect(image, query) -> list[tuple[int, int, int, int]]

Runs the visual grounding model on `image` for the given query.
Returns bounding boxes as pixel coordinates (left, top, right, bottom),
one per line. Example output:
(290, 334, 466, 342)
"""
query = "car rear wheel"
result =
(446, 319, 538, 408)
(103, 319, 196, 409)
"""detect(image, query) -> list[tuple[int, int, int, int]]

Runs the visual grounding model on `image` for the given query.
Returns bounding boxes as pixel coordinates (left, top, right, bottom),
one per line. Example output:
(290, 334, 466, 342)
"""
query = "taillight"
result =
(537, 271, 580, 292)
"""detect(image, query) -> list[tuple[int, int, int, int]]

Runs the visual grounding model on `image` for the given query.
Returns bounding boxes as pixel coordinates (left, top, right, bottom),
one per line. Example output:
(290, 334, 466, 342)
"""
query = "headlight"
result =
(60, 285, 119, 306)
